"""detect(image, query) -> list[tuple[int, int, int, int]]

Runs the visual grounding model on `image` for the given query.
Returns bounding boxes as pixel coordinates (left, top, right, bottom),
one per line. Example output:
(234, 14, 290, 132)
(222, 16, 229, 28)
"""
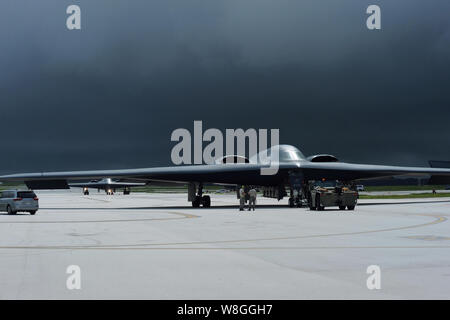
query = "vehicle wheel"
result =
(315, 195, 324, 211)
(347, 205, 355, 210)
(201, 195, 211, 208)
(192, 196, 201, 208)
(288, 198, 294, 208)
(29, 211, 36, 215)
(339, 206, 346, 210)
(7, 205, 15, 215)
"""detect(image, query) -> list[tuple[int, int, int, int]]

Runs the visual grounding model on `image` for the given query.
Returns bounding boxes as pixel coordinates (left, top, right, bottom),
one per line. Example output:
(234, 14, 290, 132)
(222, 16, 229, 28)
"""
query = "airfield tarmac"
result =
(0, 189, 449, 299)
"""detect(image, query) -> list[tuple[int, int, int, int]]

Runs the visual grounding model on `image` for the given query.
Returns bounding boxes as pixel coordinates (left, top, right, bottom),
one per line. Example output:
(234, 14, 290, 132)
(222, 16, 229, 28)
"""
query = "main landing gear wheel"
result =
(347, 205, 355, 210)
(192, 196, 201, 208)
(288, 198, 295, 208)
(192, 195, 211, 208)
(201, 195, 211, 208)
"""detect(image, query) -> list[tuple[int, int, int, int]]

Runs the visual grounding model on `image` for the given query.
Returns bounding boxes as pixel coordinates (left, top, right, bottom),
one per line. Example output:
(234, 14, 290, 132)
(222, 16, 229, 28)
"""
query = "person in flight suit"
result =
(248, 188, 257, 211)
(239, 185, 246, 211)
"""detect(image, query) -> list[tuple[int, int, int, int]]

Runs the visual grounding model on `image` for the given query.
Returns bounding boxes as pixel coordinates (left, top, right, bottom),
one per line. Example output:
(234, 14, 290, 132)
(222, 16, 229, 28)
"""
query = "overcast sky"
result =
(0, 0, 449, 173)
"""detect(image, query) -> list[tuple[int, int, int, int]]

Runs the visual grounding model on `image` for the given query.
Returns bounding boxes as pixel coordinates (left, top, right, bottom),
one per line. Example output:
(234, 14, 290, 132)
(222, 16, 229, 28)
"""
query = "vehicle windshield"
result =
(315, 180, 339, 188)
(18, 191, 36, 198)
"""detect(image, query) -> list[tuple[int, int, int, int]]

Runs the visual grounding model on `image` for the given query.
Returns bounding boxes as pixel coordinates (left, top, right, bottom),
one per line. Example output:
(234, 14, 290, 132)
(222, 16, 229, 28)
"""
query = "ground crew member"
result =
(239, 185, 246, 211)
(248, 188, 257, 211)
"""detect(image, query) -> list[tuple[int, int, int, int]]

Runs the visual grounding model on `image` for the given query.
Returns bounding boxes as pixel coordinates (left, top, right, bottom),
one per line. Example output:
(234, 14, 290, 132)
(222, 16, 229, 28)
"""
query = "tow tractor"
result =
(306, 180, 358, 211)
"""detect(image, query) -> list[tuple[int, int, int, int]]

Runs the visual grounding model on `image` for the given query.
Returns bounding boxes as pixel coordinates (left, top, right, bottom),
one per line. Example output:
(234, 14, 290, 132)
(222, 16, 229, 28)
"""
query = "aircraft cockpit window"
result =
(278, 146, 305, 161)
(283, 149, 303, 161)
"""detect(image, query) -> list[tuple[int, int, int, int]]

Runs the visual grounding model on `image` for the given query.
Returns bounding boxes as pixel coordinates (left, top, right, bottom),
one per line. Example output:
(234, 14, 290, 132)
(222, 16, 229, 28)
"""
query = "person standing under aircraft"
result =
(239, 185, 246, 211)
(248, 188, 257, 211)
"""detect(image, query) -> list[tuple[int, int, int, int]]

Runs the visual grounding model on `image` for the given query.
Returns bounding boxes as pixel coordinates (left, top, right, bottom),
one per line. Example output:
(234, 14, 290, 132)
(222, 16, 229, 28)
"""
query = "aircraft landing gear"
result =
(124, 188, 130, 195)
(192, 196, 201, 207)
(190, 183, 211, 208)
(83, 188, 89, 195)
(201, 195, 211, 208)
(288, 197, 295, 207)
(192, 195, 210, 207)
(288, 188, 302, 207)
(288, 171, 305, 208)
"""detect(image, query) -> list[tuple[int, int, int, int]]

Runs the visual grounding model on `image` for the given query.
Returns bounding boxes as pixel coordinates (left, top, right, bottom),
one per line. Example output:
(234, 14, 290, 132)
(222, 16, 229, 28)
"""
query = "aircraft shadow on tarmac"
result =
(32, 199, 450, 211)
(0, 213, 36, 216)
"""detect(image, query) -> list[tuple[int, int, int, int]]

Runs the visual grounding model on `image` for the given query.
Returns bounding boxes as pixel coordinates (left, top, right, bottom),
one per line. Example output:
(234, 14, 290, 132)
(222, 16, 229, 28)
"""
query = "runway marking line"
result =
(0, 214, 446, 250)
(0, 211, 198, 224)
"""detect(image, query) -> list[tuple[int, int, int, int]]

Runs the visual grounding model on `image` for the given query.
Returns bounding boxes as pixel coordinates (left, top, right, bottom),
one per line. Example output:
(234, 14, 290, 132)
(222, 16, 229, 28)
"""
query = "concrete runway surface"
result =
(0, 189, 449, 299)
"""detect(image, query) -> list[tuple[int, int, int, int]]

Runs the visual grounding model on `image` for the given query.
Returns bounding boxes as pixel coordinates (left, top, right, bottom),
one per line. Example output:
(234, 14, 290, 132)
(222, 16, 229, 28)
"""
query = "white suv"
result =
(0, 190, 39, 215)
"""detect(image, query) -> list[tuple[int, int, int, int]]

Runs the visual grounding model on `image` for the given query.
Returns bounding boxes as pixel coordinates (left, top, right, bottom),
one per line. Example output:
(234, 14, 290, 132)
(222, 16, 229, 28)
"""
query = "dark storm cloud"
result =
(0, 0, 449, 173)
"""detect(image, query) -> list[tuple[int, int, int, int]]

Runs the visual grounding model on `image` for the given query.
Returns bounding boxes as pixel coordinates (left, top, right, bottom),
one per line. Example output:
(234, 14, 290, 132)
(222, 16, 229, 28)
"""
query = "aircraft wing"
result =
(300, 161, 450, 182)
(1, 160, 450, 189)
(0, 163, 288, 189)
